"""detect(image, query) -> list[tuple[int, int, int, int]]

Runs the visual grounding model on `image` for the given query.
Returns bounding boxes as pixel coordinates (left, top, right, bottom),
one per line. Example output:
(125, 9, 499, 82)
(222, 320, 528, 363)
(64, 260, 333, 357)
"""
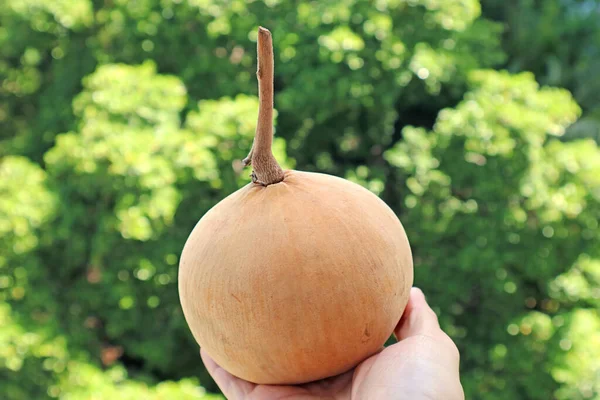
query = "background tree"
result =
(482, 0, 600, 142)
(1, 0, 599, 399)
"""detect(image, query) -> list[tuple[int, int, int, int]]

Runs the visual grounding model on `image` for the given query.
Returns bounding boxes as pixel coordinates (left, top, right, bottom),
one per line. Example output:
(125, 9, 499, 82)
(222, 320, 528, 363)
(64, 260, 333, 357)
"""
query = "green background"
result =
(1, 0, 600, 399)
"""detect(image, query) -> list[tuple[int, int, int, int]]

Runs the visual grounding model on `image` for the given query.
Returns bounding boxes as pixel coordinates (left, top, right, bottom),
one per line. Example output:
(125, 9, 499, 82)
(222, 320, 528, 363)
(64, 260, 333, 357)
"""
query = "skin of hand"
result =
(200, 287, 464, 400)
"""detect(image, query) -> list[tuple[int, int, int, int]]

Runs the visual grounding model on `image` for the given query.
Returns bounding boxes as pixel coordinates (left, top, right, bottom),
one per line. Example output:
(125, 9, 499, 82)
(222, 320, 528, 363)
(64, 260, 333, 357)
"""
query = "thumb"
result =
(394, 287, 442, 341)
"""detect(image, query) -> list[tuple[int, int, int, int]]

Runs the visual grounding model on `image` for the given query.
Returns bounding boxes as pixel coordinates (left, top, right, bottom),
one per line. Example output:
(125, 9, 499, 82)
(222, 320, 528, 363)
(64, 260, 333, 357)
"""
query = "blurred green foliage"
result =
(1, 0, 599, 399)
(482, 0, 600, 143)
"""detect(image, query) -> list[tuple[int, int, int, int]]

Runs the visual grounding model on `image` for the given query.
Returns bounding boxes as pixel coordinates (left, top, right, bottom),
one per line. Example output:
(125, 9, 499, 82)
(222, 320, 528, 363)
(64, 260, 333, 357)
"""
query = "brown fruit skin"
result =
(178, 170, 413, 385)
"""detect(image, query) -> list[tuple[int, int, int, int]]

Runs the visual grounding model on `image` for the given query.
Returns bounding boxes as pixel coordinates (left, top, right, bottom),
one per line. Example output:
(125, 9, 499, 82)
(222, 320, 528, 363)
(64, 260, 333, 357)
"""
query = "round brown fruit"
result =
(178, 26, 413, 385)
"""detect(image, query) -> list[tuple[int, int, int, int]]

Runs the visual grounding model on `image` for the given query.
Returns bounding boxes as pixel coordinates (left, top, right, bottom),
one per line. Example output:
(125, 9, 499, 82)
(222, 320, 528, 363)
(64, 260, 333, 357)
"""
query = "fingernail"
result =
(411, 287, 426, 300)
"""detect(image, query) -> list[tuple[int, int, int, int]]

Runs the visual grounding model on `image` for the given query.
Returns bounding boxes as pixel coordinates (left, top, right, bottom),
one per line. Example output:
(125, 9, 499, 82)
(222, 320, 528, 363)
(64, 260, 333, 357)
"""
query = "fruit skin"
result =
(178, 169, 414, 385)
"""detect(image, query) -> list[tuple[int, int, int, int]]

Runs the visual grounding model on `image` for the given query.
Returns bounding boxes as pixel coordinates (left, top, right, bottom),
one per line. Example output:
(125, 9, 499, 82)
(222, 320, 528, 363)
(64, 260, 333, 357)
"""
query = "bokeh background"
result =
(1, 0, 600, 399)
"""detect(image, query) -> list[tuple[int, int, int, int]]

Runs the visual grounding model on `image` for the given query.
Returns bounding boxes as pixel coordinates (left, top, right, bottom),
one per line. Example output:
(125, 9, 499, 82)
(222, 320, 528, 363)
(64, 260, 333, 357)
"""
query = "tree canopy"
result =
(1, 1, 599, 399)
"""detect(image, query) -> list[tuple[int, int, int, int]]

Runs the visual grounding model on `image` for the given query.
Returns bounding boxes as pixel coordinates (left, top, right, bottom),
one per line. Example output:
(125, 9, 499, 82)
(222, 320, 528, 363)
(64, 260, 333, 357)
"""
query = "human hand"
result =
(201, 287, 464, 400)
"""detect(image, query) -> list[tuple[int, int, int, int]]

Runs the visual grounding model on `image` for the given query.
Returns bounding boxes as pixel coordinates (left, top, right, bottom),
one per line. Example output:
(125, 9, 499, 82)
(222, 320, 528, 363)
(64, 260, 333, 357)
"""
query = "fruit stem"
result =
(242, 26, 285, 186)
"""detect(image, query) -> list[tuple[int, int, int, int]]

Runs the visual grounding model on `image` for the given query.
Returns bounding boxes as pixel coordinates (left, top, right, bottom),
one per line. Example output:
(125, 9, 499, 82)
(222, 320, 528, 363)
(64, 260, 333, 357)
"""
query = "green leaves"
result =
(0, 157, 55, 255)
(58, 364, 221, 400)
(482, 0, 600, 143)
(385, 68, 600, 399)
(551, 309, 600, 400)
(1, 0, 600, 399)
(74, 62, 187, 129)
(37, 61, 295, 395)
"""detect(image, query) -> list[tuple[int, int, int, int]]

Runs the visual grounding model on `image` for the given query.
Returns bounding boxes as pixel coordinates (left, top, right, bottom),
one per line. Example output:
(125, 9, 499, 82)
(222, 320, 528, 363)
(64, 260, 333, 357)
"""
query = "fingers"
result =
(394, 287, 441, 341)
(201, 349, 255, 400)
(394, 288, 462, 370)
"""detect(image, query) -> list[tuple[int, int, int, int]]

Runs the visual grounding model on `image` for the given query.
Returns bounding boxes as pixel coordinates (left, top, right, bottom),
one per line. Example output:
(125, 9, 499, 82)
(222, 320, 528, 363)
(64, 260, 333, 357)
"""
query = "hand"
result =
(201, 287, 464, 400)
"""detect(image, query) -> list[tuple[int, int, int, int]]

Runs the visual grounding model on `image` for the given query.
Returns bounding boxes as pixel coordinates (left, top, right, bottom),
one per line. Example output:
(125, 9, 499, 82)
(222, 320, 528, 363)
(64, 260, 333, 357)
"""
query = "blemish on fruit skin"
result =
(231, 293, 242, 303)
(361, 324, 371, 342)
